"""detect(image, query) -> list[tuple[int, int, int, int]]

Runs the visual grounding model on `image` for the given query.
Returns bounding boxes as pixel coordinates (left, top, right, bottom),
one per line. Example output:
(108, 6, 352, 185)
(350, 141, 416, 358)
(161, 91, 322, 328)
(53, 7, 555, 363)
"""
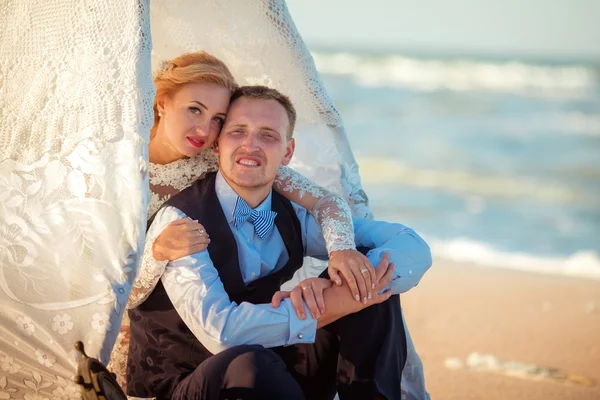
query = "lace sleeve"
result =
(274, 166, 355, 254)
(127, 232, 169, 310)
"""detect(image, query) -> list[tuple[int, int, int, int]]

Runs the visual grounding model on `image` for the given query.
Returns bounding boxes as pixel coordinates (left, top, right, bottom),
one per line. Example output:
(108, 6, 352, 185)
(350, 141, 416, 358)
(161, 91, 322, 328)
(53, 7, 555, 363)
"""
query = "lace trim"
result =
(127, 233, 168, 310)
(148, 148, 218, 191)
(275, 165, 326, 198)
(107, 316, 130, 391)
(313, 194, 356, 253)
(275, 166, 355, 254)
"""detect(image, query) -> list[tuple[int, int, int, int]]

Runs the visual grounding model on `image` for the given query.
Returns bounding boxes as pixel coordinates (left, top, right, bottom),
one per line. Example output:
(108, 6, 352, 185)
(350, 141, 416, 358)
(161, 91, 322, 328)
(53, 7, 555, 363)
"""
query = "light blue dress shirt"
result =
(150, 172, 432, 355)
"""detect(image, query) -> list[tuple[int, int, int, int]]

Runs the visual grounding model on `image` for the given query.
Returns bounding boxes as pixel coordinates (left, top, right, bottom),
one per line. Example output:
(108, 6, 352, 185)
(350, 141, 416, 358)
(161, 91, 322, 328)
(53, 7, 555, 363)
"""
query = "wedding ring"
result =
(360, 268, 369, 274)
(197, 229, 206, 236)
(301, 285, 311, 291)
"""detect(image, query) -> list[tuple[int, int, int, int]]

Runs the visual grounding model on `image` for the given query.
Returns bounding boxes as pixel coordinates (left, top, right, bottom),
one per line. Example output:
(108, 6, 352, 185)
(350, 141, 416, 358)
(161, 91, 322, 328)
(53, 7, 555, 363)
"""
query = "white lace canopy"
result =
(0, 1, 426, 398)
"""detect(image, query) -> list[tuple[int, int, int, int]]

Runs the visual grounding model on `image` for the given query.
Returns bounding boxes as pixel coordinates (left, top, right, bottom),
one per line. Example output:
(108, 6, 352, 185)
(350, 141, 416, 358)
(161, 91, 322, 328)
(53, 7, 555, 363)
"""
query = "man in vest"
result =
(127, 86, 432, 400)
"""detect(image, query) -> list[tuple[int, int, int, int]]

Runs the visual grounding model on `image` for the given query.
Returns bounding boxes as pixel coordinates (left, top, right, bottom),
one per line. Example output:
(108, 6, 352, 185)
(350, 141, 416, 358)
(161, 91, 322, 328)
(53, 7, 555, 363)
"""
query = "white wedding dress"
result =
(0, 1, 428, 399)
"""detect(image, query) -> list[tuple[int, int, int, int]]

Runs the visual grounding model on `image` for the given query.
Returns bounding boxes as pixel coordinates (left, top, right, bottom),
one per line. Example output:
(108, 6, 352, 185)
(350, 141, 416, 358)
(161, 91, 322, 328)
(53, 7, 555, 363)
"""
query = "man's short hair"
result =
(230, 85, 297, 138)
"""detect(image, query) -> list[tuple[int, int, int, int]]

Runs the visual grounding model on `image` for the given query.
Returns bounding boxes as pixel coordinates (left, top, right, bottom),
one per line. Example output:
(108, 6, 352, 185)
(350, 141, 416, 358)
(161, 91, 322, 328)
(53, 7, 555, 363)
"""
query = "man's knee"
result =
(224, 345, 284, 382)
(340, 295, 402, 332)
(176, 345, 290, 398)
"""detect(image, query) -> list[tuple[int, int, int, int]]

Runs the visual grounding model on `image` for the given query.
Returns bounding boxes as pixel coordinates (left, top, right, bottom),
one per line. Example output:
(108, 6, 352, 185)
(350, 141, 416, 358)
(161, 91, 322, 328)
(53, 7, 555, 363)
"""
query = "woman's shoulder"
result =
(149, 149, 217, 191)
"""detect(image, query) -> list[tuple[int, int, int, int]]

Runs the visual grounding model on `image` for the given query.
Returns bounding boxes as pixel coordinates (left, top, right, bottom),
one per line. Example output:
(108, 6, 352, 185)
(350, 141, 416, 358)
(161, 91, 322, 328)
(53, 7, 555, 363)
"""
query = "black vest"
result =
(126, 173, 305, 399)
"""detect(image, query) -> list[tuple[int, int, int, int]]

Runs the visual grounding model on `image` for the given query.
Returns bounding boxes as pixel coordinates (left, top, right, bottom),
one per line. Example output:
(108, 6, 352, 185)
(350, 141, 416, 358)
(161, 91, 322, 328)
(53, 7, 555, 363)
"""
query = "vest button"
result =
(297, 334, 303, 339)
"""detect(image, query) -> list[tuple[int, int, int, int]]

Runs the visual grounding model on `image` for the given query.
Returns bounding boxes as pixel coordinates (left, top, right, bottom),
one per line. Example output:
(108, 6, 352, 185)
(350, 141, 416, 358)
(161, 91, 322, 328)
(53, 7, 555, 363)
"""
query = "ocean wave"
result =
(312, 51, 599, 97)
(356, 156, 595, 205)
(429, 237, 600, 280)
(498, 112, 600, 138)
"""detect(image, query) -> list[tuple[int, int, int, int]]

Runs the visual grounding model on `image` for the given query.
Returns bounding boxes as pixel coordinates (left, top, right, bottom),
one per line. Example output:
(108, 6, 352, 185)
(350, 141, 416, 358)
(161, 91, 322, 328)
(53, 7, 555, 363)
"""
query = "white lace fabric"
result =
(1, 0, 428, 399)
(0, 0, 153, 397)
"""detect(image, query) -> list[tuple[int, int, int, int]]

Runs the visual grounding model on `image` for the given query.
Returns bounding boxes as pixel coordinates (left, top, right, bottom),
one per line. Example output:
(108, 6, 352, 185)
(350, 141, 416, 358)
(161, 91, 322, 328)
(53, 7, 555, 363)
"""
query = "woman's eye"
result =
(213, 116, 225, 125)
(189, 107, 201, 115)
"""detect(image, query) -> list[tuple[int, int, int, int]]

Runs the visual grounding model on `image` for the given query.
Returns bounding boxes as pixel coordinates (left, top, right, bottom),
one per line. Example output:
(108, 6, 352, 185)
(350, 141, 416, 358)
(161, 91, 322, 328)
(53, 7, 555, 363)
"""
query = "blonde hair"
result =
(151, 51, 238, 137)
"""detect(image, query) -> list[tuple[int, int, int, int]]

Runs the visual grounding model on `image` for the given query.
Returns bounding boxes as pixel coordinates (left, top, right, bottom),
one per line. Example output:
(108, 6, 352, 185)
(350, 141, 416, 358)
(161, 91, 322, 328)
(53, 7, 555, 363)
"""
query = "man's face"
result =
(215, 97, 295, 190)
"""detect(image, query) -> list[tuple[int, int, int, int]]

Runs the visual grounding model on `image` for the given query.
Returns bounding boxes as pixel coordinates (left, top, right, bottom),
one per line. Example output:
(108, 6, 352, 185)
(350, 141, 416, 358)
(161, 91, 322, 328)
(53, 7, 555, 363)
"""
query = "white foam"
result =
(429, 237, 600, 280)
(312, 51, 598, 98)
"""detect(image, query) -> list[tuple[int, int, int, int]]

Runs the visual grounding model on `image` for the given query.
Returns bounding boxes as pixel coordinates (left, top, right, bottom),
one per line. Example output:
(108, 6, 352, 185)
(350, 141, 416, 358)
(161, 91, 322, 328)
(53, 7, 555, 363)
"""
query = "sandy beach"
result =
(402, 261, 600, 400)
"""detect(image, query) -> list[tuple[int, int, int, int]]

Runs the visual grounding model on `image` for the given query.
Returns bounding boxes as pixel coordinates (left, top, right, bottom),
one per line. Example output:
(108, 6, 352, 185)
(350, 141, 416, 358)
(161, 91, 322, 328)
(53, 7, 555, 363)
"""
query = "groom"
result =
(127, 86, 432, 400)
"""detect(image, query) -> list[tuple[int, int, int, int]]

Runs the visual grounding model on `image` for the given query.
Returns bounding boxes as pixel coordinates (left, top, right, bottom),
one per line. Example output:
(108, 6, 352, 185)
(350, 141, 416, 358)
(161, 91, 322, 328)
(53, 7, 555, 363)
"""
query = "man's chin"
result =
(225, 170, 269, 188)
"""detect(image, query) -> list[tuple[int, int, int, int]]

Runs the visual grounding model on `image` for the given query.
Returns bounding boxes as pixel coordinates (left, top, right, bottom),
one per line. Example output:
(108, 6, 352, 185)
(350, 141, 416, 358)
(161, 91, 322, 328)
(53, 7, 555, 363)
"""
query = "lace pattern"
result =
(275, 166, 355, 254)
(147, 149, 218, 216)
(0, 0, 152, 397)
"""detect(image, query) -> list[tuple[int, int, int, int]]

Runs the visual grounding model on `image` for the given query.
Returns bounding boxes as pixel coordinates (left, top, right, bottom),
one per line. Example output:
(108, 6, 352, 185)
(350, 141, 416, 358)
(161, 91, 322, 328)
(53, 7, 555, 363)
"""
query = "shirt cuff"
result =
(282, 298, 317, 345)
(367, 248, 423, 295)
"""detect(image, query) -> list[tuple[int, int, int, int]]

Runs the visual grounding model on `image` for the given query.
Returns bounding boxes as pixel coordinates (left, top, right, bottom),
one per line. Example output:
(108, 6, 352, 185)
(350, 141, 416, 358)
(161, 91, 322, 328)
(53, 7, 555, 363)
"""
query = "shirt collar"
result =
(215, 171, 273, 224)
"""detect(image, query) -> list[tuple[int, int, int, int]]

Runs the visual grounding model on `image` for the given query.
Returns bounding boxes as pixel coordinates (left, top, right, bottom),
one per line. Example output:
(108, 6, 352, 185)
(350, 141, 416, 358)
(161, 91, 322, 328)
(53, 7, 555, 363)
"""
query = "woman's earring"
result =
(158, 111, 163, 117)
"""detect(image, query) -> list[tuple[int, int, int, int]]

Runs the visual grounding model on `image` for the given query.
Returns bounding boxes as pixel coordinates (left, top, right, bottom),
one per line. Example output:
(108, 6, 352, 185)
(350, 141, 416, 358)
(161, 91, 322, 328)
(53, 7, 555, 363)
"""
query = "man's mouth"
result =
(187, 137, 206, 148)
(235, 156, 262, 167)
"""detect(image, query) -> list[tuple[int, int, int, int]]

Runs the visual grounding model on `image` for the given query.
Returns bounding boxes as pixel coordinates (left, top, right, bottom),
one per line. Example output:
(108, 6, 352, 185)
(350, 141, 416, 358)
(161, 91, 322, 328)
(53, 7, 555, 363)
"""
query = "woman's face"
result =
(156, 82, 231, 158)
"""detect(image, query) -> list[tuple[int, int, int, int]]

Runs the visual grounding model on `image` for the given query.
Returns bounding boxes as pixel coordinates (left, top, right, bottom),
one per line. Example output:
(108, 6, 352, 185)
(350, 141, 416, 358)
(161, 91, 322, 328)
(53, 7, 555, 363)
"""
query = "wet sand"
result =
(402, 261, 600, 400)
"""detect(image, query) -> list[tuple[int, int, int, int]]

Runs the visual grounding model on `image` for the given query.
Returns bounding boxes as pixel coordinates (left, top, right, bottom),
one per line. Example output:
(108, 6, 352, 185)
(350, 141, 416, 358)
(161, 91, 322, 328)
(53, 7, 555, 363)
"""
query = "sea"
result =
(311, 47, 600, 280)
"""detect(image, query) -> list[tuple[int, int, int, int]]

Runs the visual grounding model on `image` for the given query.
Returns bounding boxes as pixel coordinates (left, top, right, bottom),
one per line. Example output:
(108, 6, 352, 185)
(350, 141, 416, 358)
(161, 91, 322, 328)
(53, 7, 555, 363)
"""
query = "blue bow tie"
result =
(233, 196, 277, 239)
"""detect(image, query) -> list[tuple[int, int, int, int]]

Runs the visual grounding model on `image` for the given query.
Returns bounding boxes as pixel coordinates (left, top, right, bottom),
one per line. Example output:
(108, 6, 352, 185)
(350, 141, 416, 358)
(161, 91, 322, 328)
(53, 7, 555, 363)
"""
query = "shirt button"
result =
(247, 237, 252, 243)
(251, 272, 256, 277)
(297, 334, 304, 339)
(408, 270, 413, 274)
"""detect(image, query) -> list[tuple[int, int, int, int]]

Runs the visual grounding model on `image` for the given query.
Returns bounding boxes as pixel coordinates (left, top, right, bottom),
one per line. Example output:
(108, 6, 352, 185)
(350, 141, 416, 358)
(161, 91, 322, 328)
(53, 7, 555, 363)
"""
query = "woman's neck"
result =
(149, 128, 186, 165)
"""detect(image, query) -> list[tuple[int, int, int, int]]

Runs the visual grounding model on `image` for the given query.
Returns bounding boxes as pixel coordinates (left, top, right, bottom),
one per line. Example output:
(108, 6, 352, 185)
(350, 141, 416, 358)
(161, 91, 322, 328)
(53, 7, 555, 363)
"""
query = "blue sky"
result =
(286, 0, 600, 61)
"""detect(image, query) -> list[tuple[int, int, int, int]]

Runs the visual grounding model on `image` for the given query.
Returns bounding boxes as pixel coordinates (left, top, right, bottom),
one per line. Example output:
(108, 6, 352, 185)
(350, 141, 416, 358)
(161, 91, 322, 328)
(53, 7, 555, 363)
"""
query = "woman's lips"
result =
(187, 137, 205, 148)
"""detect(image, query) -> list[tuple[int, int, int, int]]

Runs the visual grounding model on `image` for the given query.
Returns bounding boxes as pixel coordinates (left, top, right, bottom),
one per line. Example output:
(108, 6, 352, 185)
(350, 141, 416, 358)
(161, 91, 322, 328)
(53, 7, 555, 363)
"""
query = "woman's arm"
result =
(274, 166, 354, 253)
(274, 166, 377, 303)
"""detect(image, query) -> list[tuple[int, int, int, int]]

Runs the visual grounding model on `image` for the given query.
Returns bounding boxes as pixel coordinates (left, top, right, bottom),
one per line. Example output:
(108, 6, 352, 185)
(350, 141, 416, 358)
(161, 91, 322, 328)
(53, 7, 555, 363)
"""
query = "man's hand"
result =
(328, 249, 377, 305)
(318, 253, 395, 328)
(271, 278, 333, 320)
(152, 218, 210, 261)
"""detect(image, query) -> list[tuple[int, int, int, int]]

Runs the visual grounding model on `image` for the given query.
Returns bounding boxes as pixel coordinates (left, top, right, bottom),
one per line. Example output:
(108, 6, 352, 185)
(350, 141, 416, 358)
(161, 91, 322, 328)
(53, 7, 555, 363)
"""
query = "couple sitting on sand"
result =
(120, 52, 433, 400)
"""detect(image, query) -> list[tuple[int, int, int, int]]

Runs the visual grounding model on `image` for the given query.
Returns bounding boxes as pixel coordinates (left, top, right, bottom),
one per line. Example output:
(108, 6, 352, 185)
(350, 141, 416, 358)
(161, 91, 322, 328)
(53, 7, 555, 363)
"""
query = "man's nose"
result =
(240, 132, 260, 150)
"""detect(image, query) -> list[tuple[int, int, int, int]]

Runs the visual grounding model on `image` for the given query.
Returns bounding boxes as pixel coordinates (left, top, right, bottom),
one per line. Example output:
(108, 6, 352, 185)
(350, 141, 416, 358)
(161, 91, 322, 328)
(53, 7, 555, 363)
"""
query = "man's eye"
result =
(261, 133, 278, 141)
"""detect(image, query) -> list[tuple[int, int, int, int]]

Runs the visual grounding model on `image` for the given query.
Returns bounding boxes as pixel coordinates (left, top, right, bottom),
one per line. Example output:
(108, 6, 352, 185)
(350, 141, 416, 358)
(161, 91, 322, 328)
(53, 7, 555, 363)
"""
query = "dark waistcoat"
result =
(126, 172, 304, 399)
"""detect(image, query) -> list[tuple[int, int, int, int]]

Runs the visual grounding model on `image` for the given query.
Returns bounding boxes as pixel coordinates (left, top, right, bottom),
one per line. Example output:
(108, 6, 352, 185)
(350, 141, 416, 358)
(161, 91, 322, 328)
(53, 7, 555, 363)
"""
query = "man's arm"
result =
(290, 203, 432, 294)
(148, 206, 317, 355)
(352, 217, 432, 293)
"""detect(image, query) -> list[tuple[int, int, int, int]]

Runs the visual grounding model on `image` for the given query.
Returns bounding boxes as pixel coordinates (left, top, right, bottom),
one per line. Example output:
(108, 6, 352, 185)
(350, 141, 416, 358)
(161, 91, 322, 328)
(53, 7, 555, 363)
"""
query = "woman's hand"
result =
(327, 249, 377, 304)
(152, 218, 210, 261)
(271, 278, 333, 320)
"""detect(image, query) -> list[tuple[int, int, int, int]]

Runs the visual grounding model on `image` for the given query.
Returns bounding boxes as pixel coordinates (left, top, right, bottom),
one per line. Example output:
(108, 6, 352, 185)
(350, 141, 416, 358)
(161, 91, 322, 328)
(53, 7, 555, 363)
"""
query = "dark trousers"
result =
(172, 295, 407, 400)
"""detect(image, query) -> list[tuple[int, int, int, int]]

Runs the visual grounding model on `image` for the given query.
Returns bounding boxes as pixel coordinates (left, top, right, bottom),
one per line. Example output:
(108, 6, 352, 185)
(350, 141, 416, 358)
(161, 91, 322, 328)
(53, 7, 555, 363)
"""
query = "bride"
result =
(0, 1, 428, 398)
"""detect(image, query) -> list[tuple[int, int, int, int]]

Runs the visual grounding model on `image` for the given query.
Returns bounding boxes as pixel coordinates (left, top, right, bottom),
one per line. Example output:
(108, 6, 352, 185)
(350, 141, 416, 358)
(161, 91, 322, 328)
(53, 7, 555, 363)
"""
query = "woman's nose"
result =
(195, 119, 211, 136)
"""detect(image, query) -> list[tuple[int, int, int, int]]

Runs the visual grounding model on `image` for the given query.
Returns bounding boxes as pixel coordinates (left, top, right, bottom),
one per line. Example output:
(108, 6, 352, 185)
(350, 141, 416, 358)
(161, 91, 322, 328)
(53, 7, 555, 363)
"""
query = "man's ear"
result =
(281, 138, 295, 166)
(213, 138, 220, 156)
